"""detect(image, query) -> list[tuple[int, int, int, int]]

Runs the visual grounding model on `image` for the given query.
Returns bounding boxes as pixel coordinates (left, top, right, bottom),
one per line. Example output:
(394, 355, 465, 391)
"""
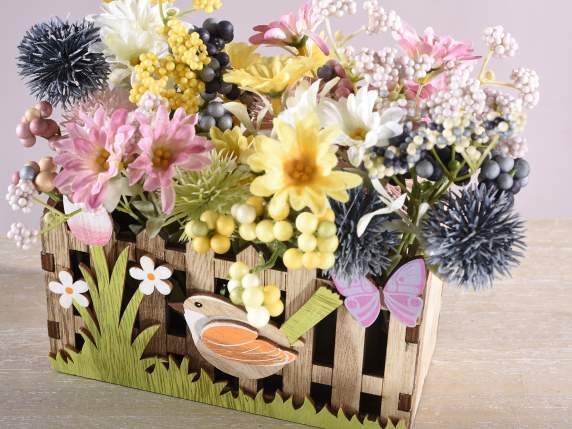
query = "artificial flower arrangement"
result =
(8, 0, 538, 427)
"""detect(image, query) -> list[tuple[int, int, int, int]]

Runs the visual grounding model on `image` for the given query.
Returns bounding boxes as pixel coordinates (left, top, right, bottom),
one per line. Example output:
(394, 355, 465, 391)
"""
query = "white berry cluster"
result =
(485, 88, 524, 116)
(423, 65, 486, 122)
(7, 222, 39, 250)
(400, 54, 435, 80)
(6, 179, 37, 213)
(345, 47, 401, 94)
(363, 0, 401, 34)
(313, 0, 357, 18)
(497, 136, 528, 159)
(511, 67, 540, 109)
(483, 26, 519, 58)
(136, 91, 169, 119)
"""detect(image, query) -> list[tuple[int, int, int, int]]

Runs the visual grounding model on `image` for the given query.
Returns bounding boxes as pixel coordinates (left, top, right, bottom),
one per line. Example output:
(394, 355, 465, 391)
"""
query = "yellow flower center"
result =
(147, 273, 156, 281)
(65, 287, 74, 295)
(350, 127, 368, 141)
(152, 147, 173, 170)
(284, 158, 317, 186)
(92, 148, 111, 173)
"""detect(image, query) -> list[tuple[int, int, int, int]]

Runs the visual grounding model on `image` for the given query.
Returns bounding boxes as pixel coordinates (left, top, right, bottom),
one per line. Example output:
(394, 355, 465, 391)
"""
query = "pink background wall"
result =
(1, 0, 569, 231)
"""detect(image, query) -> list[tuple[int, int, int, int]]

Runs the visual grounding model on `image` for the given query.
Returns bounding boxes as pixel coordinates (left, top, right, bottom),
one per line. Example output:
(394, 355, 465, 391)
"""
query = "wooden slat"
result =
(165, 248, 186, 271)
(116, 240, 136, 261)
(42, 223, 76, 352)
(410, 273, 444, 421)
(361, 375, 383, 396)
(236, 247, 260, 395)
(167, 335, 187, 356)
(311, 365, 333, 386)
(136, 231, 167, 357)
(185, 244, 215, 376)
(265, 269, 288, 291)
(213, 259, 234, 280)
(381, 307, 420, 422)
(331, 306, 366, 414)
(282, 268, 316, 405)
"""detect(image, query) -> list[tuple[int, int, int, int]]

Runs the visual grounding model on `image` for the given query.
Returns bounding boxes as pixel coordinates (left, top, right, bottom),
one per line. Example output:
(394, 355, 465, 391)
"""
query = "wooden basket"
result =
(40, 221, 443, 428)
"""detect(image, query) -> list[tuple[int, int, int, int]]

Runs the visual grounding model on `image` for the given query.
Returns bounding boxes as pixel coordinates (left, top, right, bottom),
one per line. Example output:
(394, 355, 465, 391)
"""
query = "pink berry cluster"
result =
(16, 101, 59, 148)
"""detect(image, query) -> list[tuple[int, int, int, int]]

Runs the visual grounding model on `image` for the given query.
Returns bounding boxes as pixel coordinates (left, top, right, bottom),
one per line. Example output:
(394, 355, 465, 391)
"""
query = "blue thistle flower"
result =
(17, 19, 110, 107)
(422, 184, 526, 289)
(329, 186, 401, 283)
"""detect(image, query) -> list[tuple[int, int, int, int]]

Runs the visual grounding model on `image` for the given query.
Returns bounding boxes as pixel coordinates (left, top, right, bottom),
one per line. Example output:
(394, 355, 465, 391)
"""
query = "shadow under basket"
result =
(40, 222, 444, 429)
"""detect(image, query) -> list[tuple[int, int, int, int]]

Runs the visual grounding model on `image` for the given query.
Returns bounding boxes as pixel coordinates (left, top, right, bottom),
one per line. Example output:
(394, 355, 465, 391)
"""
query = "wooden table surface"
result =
(0, 219, 571, 429)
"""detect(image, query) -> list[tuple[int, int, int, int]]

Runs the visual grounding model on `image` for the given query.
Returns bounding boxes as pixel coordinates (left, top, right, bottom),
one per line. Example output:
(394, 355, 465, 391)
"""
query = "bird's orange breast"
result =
(201, 322, 297, 366)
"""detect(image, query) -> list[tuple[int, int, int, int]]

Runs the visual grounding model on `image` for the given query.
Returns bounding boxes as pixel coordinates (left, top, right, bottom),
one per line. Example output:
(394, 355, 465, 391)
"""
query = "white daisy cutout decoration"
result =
(129, 255, 173, 296)
(48, 271, 90, 309)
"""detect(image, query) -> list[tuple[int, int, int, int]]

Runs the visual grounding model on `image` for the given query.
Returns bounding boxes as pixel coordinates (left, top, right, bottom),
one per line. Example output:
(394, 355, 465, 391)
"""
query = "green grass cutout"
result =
(50, 246, 404, 429)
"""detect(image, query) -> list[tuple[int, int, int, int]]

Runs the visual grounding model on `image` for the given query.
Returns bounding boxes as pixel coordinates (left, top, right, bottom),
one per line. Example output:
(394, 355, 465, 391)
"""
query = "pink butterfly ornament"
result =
(333, 259, 427, 328)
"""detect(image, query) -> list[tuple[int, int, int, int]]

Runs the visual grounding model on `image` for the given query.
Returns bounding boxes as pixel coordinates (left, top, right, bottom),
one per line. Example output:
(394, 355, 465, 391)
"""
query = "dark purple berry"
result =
(209, 57, 221, 72)
(201, 92, 217, 102)
(220, 82, 233, 95)
(203, 18, 219, 35)
(206, 43, 218, 56)
(217, 21, 234, 43)
(226, 85, 241, 100)
(212, 37, 225, 51)
(205, 79, 221, 93)
(215, 52, 230, 67)
(197, 28, 210, 43)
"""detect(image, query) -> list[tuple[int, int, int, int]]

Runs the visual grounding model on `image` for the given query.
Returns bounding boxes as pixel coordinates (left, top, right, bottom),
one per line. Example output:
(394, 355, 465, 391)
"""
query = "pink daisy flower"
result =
(250, 2, 329, 55)
(55, 108, 135, 211)
(395, 23, 480, 68)
(128, 106, 213, 214)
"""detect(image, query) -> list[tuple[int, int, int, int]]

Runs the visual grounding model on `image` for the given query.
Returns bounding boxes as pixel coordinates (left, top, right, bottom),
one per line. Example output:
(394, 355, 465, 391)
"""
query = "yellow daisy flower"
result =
(248, 113, 362, 215)
(210, 126, 255, 165)
(224, 43, 317, 95)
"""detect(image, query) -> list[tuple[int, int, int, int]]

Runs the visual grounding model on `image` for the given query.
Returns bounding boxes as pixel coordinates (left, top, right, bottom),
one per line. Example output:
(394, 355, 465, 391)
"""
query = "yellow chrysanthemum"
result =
(248, 113, 362, 215)
(224, 43, 317, 95)
(210, 126, 255, 165)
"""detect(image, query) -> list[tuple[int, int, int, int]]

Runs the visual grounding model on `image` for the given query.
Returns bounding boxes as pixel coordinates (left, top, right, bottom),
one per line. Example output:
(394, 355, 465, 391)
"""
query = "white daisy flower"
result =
(129, 256, 173, 296)
(49, 271, 90, 309)
(89, 0, 169, 86)
(319, 86, 406, 167)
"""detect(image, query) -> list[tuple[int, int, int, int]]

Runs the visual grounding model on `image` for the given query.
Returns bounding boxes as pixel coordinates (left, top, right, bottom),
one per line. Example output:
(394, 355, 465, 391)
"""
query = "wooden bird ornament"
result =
(174, 292, 298, 380)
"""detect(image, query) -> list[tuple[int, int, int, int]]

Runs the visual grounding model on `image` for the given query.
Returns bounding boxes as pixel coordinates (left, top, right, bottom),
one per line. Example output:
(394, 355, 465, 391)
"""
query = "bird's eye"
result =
(194, 302, 203, 308)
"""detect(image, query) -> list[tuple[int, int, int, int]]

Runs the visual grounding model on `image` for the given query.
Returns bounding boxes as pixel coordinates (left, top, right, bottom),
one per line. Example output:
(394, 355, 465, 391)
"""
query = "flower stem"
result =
(158, 0, 168, 25)
(478, 50, 494, 82)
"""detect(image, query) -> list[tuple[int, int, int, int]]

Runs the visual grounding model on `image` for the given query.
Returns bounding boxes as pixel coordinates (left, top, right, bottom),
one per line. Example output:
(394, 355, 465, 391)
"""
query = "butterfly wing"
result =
(201, 321, 297, 366)
(383, 259, 427, 327)
(334, 276, 381, 328)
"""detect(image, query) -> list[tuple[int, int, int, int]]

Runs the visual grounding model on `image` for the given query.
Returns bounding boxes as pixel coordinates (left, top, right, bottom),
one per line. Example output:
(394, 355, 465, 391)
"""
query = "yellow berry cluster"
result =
(186, 211, 236, 255)
(130, 52, 205, 114)
(231, 196, 338, 271)
(192, 0, 223, 13)
(165, 19, 211, 70)
(227, 262, 284, 328)
(283, 211, 338, 271)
